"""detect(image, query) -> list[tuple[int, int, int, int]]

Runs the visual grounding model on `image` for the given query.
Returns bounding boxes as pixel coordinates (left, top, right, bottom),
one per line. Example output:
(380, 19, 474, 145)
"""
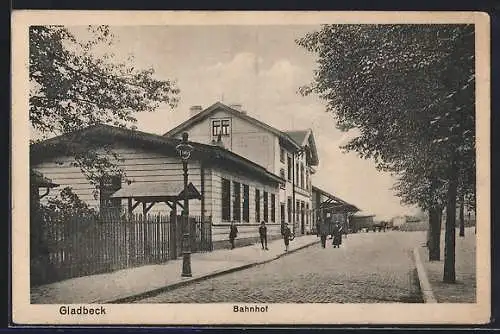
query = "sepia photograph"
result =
(12, 11, 490, 325)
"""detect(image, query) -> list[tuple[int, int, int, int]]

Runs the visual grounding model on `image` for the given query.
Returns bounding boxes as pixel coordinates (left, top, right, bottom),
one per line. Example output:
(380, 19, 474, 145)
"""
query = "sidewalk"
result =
(417, 227, 476, 303)
(31, 235, 319, 304)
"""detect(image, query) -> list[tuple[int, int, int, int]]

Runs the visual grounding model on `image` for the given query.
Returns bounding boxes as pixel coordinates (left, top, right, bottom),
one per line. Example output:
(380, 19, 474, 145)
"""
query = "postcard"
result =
(11, 10, 490, 325)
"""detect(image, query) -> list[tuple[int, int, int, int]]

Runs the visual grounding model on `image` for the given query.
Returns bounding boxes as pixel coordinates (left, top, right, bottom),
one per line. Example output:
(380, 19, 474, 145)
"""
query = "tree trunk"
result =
(443, 162, 458, 283)
(474, 206, 477, 234)
(428, 206, 441, 261)
(459, 193, 465, 237)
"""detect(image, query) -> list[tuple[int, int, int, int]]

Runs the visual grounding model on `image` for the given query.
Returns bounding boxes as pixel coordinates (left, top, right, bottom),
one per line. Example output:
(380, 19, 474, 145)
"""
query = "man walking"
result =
(318, 218, 329, 248)
(259, 221, 268, 250)
(229, 221, 238, 250)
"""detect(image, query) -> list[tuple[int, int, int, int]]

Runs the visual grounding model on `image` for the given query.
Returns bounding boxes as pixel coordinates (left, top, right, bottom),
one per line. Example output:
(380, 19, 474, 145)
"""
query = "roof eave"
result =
(31, 124, 281, 185)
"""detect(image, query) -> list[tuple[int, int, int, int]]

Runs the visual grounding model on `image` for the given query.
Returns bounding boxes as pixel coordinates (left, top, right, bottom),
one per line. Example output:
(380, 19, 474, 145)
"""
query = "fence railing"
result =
(31, 213, 212, 286)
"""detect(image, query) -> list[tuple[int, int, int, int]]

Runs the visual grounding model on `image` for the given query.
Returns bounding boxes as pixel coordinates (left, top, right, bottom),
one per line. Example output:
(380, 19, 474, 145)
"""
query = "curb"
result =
(107, 239, 320, 303)
(412, 247, 437, 303)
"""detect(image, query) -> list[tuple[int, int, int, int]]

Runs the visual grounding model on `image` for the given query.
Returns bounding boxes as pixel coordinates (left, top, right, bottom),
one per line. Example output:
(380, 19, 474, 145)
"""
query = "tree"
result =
(30, 25, 180, 185)
(297, 24, 475, 283)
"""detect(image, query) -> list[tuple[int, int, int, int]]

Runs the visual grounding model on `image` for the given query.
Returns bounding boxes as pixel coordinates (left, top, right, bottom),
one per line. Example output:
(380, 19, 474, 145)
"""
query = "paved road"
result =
(138, 231, 426, 303)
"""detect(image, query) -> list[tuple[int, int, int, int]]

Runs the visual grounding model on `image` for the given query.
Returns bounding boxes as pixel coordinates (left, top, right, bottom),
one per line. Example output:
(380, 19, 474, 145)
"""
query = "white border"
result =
(11, 10, 491, 325)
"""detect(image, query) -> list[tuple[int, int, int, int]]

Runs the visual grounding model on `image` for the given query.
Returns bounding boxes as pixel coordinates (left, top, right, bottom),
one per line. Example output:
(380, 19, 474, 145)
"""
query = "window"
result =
(306, 203, 309, 226)
(233, 182, 241, 222)
(306, 170, 309, 191)
(280, 203, 285, 224)
(100, 175, 122, 216)
(221, 119, 230, 135)
(263, 191, 269, 222)
(221, 178, 231, 221)
(271, 193, 276, 222)
(287, 197, 292, 223)
(279, 168, 286, 189)
(255, 189, 260, 222)
(296, 162, 299, 185)
(300, 163, 305, 188)
(287, 155, 292, 181)
(280, 147, 285, 163)
(279, 168, 285, 179)
(243, 184, 249, 222)
(296, 200, 300, 222)
(212, 119, 230, 136)
(212, 120, 221, 137)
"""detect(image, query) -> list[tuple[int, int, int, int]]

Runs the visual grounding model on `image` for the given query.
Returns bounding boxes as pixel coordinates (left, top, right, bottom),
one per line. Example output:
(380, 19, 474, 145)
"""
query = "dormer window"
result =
(212, 119, 230, 136)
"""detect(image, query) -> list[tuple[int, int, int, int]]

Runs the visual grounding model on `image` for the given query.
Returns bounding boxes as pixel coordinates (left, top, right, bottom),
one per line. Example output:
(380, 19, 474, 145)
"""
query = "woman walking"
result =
(332, 222, 343, 248)
(229, 221, 238, 250)
(282, 223, 293, 252)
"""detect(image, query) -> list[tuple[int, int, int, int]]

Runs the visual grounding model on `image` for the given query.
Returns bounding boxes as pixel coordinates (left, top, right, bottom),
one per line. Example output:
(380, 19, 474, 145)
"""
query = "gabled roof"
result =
(285, 129, 319, 166)
(163, 102, 302, 150)
(163, 102, 320, 166)
(286, 130, 310, 146)
(30, 124, 284, 184)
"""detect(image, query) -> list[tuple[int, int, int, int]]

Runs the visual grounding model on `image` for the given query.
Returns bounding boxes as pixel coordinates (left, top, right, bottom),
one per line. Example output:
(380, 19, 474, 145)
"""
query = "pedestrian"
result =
(332, 222, 343, 248)
(318, 218, 329, 248)
(229, 221, 238, 250)
(259, 221, 268, 250)
(282, 223, 293, 252)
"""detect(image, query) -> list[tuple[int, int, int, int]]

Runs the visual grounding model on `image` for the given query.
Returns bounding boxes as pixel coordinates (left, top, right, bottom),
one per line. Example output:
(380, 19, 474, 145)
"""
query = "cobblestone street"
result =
(138, 231, 426, 303)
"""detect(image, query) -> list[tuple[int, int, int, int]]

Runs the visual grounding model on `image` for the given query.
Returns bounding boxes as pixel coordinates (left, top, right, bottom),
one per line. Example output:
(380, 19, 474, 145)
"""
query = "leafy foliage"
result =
(297, 24, 475, 209)
(30, 25, 180, 136)
(39, 187, 98, 224)
(30, 26, 180, 185)
(297, 24, 475, 278)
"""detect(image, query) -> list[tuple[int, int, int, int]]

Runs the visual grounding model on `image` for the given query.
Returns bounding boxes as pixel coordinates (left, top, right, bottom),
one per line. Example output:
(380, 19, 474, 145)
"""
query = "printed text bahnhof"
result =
(233, 305, 269, 312)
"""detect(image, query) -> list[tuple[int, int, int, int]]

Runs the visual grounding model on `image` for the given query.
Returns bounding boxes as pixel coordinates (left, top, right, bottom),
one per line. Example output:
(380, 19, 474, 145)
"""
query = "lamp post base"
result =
(181, 252, 192, 277)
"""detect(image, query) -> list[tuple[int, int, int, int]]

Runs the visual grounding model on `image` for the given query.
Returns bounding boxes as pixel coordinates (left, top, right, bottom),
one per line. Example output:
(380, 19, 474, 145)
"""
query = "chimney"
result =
(189, 105, 203, 117)
(229, 103, 247, 114)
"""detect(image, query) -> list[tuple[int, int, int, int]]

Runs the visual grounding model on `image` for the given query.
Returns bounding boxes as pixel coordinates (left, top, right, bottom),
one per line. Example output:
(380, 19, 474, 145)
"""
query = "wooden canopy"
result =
(110, 181, 201, 216)
(313, 185, 360, 214)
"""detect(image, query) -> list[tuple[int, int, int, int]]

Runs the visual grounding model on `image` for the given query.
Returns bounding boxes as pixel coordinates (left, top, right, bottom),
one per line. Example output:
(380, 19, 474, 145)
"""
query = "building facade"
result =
(163, 102, 320, 235)
(30, 125, 283, 248)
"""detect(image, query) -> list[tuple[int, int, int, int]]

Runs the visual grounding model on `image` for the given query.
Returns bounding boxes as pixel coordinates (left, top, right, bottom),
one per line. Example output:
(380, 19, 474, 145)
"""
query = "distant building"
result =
(350, 214, 376, 232)
(391, 216, 407, 227)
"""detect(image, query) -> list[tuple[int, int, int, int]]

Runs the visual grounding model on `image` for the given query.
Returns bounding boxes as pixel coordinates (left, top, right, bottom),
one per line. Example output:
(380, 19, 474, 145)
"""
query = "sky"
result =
(70, 25, 419, 220)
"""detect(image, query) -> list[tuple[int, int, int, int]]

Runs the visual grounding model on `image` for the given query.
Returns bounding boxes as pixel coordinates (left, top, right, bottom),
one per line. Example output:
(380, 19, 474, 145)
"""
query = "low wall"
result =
(211, 223, 282, 250)
(212, 234, 283, 250)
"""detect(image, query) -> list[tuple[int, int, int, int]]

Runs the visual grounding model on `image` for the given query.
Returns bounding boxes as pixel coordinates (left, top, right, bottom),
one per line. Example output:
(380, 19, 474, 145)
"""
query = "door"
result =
(300, 202, 305, 235)
(280, 203, 285, 235)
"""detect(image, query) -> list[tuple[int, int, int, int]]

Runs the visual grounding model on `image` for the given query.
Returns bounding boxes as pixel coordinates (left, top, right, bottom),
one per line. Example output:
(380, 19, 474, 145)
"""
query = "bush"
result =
(39, 187, 98, 224)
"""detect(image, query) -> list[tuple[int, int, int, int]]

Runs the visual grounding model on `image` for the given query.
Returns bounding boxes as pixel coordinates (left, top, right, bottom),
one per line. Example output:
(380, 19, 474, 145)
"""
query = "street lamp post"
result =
(176, 132, 193, 277)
